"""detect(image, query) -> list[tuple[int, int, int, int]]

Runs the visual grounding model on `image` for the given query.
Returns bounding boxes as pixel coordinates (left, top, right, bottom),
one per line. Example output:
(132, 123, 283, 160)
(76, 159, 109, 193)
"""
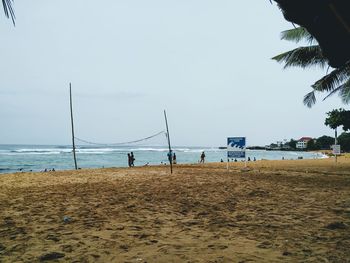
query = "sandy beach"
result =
(0, 158, 349, 262)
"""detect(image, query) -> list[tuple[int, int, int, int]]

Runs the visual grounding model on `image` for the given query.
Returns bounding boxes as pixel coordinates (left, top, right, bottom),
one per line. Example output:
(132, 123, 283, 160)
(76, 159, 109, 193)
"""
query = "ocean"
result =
(0, 144, 327, 174)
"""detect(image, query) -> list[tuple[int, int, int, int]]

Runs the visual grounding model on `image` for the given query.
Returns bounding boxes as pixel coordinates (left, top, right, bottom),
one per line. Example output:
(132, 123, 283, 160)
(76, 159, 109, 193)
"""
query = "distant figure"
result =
(167, 151, 172, 164)
(253, 157, 256, 161)
(173, 153, 177, 164)
(282, 156, 285, 160)
(200, 152, 205, 163)
(52, 168, 55, 172)
(220, 159, 224, 163)
(131, 152, 135, 166)
(248, 157, 251, 161)
(127, 153, 132, 167)
(234, 159, 237, 162)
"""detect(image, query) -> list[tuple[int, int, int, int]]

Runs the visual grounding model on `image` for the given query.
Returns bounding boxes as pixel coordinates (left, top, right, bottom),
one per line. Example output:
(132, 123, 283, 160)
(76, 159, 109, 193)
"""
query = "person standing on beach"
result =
(127, 153, 132, 167)
(167, 151, 172, 164)
(131, 152, 135, 166)
(200, 151, 205, 163)
(173, 153, 177, 164)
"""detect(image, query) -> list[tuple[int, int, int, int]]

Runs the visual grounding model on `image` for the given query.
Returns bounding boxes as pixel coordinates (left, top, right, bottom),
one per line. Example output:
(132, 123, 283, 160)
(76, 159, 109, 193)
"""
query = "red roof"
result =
(299, 137, 312, 142)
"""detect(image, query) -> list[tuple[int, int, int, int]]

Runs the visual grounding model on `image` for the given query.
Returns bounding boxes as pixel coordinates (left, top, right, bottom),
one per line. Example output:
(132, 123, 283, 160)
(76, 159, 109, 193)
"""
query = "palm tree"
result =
(2, 0, 15, 24)
(272, 27, 350, 107)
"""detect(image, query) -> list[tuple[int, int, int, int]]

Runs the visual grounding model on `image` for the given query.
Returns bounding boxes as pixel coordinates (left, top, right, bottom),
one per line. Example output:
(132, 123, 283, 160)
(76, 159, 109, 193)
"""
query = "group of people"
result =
(126, 151, 269, 167)
(126, 151, 209, 167)
(222, 157, 257, 162)
(126, 151, 181, 167)
(42, 168, 55, 172)
(127, 152, 135, 167)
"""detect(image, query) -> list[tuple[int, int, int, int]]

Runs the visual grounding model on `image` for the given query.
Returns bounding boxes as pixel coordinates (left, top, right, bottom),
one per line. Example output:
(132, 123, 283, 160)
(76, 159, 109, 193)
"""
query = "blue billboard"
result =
(227, 137, 246, 158)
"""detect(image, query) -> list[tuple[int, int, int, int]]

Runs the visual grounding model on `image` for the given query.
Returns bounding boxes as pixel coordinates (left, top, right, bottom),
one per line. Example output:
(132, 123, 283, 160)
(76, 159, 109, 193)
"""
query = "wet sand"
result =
(0, 158, 349, 262)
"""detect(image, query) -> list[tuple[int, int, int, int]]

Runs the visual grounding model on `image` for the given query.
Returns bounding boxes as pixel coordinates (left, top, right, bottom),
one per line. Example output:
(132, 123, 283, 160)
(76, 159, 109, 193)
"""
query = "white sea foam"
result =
(1, 152, 61, 155)
(130, 148, 169, 152)
(12, 148, 71, 153)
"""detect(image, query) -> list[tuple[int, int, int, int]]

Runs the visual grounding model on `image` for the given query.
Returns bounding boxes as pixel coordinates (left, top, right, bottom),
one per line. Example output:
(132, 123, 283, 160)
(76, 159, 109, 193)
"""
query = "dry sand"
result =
(0, 158, 350, 262)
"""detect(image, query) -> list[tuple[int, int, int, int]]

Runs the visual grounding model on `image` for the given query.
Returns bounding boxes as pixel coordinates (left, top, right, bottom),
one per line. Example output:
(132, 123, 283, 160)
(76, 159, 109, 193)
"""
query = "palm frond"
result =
(322, 85, 344, 101)
(312, 63, 350, 92)
(338, 79, 350, 104)
(2, 0, 15, 25)
(272, 45, 328, 69)
(303, 91, 317, 108)
(281, 27, 316, 44)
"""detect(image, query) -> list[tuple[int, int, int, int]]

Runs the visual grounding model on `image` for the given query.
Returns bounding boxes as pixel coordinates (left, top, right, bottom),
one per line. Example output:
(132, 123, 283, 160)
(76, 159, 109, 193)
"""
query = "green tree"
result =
(2, 0, 15, 24)
(273, 27, 350, 107)
(306, 139, 317, 151)
(324, 109, 350, 153)
(288, 139, 297, 149)
(314, 135, 334, 150)
(325, 108, 350, 131)
(338, 132, 350, 152)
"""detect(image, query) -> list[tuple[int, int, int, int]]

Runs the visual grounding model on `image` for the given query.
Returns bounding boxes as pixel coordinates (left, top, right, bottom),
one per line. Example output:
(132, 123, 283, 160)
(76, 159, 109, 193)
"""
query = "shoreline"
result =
(0, 148, 328, 175)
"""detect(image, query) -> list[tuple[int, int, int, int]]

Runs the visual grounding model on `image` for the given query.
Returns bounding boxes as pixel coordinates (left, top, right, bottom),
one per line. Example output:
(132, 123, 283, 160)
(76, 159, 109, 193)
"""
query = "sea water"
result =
(0, 144, 327, 174)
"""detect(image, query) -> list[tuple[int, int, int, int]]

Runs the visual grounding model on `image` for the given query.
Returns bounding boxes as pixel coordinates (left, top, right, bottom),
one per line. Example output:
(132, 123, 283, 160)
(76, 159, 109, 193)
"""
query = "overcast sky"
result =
(0, 1, 343, 147)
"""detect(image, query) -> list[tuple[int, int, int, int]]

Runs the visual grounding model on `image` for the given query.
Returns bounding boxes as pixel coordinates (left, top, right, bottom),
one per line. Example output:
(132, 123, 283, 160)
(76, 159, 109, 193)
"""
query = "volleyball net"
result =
(73, 130, 167, 147)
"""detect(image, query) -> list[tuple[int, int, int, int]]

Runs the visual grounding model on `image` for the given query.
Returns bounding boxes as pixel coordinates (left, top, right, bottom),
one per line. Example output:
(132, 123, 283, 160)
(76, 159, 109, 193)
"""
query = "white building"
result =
(296, 137, 313, 149)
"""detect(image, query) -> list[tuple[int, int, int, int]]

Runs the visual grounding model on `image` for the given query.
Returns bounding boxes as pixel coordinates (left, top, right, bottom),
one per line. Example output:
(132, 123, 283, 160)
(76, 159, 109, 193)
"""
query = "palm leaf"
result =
(2, 0, 15, 25)
(338, 79, 350, 104)
(303, 91, 317, 108)
(312, 63, 350, 92)
(281, 27, 316, 44)
(272, 45, 328, 69)
(322, 85, 344, 101)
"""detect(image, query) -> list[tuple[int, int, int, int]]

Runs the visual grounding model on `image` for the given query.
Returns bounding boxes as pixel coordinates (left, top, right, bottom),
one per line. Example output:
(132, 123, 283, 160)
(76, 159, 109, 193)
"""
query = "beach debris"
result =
(39, 252, 65, 261)
(63, 216, 72, 224)
(325, 221, 348, 230)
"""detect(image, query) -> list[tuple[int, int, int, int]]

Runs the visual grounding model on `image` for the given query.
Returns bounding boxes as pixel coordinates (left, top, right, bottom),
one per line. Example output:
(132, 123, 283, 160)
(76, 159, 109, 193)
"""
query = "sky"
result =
(0, 1, 344, 147)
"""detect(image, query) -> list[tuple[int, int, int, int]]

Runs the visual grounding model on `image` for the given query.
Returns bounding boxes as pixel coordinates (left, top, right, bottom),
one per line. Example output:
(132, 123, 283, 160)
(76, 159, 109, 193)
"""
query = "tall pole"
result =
(70, 83, 78, 170)
(335, 127, 338, 164)
(164, 110, 173, 174)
